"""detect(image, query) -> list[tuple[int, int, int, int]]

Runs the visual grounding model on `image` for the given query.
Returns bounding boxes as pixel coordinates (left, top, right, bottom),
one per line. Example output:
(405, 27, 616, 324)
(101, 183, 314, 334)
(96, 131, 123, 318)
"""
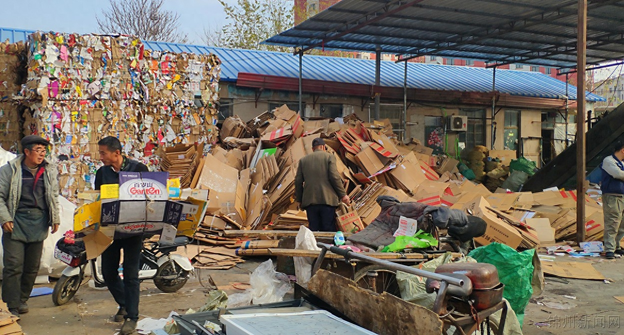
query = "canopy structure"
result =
(266, 0, 624, 243)
(265, 0, 624, 69)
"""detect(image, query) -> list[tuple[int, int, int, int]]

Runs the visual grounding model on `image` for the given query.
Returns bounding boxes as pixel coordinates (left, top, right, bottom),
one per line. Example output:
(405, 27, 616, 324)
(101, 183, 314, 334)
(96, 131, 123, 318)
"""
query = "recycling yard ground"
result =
(12, 256, 624, 335)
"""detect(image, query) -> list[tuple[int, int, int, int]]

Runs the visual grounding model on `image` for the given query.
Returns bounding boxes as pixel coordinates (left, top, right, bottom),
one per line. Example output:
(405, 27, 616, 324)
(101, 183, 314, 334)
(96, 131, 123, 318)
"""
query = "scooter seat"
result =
(158, 236, 189, 248)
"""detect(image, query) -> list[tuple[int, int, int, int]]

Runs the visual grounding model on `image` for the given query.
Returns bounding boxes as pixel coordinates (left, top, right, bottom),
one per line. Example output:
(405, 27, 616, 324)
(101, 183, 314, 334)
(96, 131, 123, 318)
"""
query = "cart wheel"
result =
(353, 265, 401, 297)
(52, 275, 81, 306)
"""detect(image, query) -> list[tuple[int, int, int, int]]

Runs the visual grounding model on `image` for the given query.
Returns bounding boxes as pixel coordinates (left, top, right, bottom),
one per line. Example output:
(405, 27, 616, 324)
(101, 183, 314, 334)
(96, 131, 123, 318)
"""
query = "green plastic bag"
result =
(382, 230, 438, 252)
(469, 243, 535, 327)
(509, 157, 537, 176)
(457, 162, 476, 180)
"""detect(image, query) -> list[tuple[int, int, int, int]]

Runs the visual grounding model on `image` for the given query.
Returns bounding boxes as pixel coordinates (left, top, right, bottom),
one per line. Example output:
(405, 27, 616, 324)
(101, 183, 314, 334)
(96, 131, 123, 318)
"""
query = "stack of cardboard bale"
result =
(13, 32, 220, 201)
(0, 40, 26, 152)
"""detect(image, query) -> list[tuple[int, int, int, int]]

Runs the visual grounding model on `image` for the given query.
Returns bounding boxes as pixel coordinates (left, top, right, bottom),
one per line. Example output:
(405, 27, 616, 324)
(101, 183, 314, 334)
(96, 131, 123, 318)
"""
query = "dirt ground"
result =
(11, 255, 624, 335)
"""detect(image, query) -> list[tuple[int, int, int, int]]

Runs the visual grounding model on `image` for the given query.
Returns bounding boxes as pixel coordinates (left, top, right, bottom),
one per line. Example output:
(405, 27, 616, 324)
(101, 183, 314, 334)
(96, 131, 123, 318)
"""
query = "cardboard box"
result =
(462, 197, 523, 249)
(119, 171, 169, 201)
(356, 146, 385, 176)
(435, 157, 459, 174)
(489, 150, 517, 166)
(83, 229, 113, 260)
(197, 153, 239, 194)
(176, 197, 208, 237)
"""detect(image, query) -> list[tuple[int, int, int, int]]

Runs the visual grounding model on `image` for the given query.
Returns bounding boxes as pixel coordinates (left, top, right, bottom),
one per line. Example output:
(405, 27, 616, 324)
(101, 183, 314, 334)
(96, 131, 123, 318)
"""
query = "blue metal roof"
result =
(1, 27, 605, 102)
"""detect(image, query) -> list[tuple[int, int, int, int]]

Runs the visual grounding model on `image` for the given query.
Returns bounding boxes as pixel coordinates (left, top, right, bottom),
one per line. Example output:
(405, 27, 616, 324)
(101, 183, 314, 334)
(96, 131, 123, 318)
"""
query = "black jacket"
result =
(94, 157, 149, 190)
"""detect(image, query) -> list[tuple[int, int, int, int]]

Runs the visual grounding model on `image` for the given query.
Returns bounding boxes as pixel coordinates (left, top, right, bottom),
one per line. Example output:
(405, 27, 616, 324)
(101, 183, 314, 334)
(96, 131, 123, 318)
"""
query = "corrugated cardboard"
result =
(389, 160, 427, 193)
(542, 261, 605, 280)
(486, 193, 519, 212)
(462, 197, 523, 249)
(435, 157, 459, 174)
(83, 229, 113, 260)
(356, 146, 385, 176)
(525, 218, 555, 244)
(197, 153, 239, 194)
(489, 150, 517, 166)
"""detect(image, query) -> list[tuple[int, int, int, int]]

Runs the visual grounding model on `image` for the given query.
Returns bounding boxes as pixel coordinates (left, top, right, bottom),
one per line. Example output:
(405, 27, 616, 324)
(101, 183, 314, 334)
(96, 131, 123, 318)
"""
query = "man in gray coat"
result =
(295, 138, 350, 231)
(0, 135, 60, 316)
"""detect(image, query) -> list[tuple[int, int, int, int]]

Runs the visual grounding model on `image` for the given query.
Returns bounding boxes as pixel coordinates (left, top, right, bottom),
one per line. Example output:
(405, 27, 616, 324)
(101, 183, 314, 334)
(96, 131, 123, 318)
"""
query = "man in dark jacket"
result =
(295, 138, 349, 231)
(95, 136, 148, 335)
(601, 141, 624, 259)
(0, 135, 60, 317)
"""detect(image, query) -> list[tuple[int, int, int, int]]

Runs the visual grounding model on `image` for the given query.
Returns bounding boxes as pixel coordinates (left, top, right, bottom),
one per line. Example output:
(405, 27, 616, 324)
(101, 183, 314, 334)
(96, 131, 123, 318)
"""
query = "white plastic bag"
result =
(249, 259, 291, 304)
(227, 259, 292, 308)
(294, 226, 320, 284)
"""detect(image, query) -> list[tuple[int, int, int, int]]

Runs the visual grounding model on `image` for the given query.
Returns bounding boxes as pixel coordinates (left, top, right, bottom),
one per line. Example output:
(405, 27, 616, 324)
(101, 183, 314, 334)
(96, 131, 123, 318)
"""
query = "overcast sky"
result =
(0, 0, 234, 45)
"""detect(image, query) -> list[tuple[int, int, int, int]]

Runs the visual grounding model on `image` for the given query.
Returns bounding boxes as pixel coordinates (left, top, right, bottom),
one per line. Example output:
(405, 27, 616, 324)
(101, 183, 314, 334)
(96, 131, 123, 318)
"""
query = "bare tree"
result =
(96, 0, 187, 43)
(203, 25, 227, 48)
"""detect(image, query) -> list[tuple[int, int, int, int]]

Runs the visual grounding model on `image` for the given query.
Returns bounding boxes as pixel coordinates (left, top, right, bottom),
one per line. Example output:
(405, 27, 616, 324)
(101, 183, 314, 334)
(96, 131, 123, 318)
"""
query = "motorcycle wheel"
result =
(52, 274, 81, 306)
(153, 262, 189, 293)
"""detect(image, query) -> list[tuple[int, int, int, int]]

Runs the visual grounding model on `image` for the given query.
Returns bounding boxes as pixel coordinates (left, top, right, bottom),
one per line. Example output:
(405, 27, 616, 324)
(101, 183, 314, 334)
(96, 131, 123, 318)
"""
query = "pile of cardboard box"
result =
(0, 40, 26, 152)
(2, 33, 221, 201)
(168, 106, 604, 256)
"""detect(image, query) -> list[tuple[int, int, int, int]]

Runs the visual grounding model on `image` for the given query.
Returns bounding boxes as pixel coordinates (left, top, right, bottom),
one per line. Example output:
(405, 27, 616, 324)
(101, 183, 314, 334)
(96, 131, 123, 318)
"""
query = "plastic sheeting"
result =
(294, 226, 320, 285)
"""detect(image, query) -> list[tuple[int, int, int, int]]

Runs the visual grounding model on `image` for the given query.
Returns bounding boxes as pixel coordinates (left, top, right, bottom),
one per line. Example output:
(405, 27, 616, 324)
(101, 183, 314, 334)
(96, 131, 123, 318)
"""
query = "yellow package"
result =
(74, 201, 101, 233)
(167, 178, 181, 199)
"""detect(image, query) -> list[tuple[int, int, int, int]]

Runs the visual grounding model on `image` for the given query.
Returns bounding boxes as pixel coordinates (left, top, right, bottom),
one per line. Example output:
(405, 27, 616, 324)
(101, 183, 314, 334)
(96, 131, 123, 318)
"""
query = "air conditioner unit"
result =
(448, 115, 468, 132)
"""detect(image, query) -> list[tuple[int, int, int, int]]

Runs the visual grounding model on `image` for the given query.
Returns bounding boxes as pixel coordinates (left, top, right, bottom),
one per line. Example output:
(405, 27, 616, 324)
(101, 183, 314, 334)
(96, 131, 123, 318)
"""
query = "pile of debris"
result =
(160, 105, 604, 269)
(0, 40, 26, 152)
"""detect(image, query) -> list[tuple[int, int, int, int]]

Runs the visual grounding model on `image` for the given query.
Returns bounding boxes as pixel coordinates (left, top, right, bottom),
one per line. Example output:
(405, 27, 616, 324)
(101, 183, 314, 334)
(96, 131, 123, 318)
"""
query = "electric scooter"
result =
(52, 236, 194, 306)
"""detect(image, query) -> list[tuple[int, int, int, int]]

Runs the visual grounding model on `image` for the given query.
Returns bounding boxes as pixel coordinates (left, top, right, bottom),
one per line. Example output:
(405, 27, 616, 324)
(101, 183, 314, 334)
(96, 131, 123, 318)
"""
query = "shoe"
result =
(615, 249, 624, 256)
(18, 302, 28, 314)
(8, 309, 19, 317)
(606, 252, 615, 259)
(120, 318, 138, 335)
(113, 307, 127, 323)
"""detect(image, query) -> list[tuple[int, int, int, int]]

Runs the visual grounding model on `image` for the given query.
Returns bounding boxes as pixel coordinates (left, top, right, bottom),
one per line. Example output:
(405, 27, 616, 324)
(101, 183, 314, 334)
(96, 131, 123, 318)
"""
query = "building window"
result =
(465, 59, 473, 66)
(320, 104, 343, 118)
(269, 101, 304, 113)
(430, 56, 436, 61)
(218, 98, 233, 121)
(504, 110, 520, 150)
(447, 58, 454, 66)
(546, 68, 552, 74)
(515, 64, 523, 69)
(531, 66, 539, 72)
(459, 108, 486, 149)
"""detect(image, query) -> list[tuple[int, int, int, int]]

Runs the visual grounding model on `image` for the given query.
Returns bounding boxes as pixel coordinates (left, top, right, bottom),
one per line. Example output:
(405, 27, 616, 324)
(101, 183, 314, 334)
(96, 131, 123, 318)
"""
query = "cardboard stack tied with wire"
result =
(0, 40, 26, 152)
(15, 31, 221, 202)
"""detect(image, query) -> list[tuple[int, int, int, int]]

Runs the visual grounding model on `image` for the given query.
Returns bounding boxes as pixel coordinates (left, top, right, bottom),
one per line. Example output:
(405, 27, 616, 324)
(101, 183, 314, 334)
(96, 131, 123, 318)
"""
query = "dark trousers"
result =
(101, 235, 142, 320)
(2, 233, 43, 309)
(306, 205, 337, 232)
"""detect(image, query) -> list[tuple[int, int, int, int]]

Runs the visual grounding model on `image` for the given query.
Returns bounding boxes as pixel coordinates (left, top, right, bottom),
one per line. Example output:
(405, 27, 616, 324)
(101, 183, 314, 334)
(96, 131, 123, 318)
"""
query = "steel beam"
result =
(375, 48, 381, 120)
(576, 0, 587, 243)
(298, 50, 303, 117)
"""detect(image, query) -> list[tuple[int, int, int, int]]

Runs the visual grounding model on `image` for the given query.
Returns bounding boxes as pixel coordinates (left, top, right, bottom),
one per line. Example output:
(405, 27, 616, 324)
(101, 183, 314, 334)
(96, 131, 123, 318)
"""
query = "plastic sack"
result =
(469, 243, 535, 327)
(457, 162, 476, 180)
(197, 290, 228, 312)
(294, 226, 320, 284)
(0, 147, 16, 167)
(509, 157, 537, 176)
(501, 170, 529, 192)
(228, 259, 292, 308)
(381, 230, 438, 252)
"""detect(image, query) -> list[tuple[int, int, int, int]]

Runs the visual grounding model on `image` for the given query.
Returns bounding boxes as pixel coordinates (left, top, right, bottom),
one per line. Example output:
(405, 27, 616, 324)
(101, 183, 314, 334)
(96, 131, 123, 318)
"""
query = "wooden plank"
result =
(267, 248, 458, 260)
(223, 230, 352, 238)
(307, 270, 442, 335)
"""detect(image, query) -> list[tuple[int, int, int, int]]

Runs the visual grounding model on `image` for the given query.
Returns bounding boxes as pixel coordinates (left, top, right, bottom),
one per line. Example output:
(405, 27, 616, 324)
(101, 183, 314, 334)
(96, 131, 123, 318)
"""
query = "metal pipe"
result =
(576, 0, 587, 243)
(565, 73, 569, 149)
(403, 60, 408, 143)
(316, 243, 465, 287)
(298, 50, 303, 117)
(375, 48, 381, 120)
(491, 67, 497, 149)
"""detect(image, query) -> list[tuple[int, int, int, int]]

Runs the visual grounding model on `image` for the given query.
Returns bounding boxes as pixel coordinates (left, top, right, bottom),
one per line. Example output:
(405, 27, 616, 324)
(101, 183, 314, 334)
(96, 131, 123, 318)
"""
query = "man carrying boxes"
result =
(95, 136, 148, 335)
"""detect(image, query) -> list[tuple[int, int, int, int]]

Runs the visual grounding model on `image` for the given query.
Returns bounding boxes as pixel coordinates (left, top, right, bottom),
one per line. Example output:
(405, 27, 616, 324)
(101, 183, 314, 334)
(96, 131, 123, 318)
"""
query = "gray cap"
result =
(21, 135, 50, 148)
(312, 137, 325, 147)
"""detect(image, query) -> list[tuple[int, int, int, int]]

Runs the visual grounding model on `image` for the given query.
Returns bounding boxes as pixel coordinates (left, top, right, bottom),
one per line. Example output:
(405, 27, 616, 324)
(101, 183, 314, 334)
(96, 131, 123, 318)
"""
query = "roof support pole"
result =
(565, 73, 569, 149)
(491, 67, 497, 149)
(576, 0, 587, 243)
(403, 60, 408, 143)
(375, 48, 381, 120)
(298, 50, 303, 117)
